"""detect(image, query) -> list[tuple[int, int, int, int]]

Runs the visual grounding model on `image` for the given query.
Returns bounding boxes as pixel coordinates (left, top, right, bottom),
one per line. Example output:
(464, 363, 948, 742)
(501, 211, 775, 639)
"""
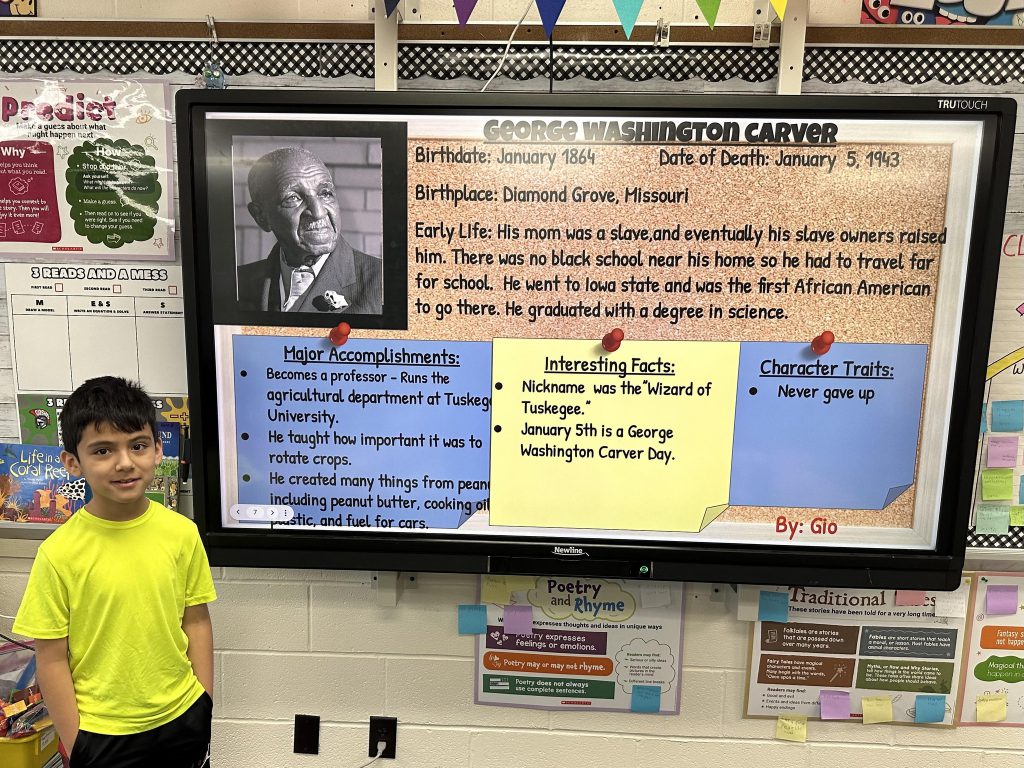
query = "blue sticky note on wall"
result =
(991, 401, 1024, 432)
(458, 604, 487, 634)
(914, 694, 946, 723)
(981, 403, 987, 436)
(759, 590, 789, 622)
(630, 685, 661, 713)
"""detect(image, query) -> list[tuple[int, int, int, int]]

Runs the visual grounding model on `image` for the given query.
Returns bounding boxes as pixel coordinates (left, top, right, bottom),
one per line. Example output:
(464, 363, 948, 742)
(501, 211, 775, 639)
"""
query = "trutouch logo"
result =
(937, 99, 988, 110)
(552, 545, 588, 557)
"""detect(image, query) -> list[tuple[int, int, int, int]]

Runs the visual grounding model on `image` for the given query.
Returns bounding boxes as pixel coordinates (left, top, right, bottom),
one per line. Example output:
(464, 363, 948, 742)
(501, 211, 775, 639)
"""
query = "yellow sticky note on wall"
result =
(981, 468, 1014, 501)
(775, 714, 807, 742)
(861, 696, 894, 724)
(481, 575, 537, 604)
(490, 339, 739, 532)
(481, 576, 510, 604)
(977, 692, 1007, 722)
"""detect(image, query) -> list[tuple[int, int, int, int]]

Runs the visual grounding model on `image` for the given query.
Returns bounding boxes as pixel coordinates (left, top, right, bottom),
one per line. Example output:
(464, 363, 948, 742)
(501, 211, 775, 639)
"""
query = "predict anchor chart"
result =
(233, 335, 926, 533)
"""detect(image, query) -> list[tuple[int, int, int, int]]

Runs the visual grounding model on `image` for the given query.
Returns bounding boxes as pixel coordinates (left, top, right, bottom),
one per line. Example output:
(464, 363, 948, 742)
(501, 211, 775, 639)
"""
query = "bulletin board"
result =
(178, 91, 1015, 588)
(970, 236, 1024, 549)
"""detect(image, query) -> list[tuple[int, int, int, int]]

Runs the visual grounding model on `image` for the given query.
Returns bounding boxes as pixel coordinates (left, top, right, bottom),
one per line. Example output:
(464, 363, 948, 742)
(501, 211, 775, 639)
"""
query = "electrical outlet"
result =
(293, 714, 320, 755)
(368, 715, 397, 759)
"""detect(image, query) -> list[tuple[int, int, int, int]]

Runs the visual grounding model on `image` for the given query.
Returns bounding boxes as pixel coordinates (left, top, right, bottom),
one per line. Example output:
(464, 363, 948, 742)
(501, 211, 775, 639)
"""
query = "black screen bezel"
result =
(177, 90, 1015, 589)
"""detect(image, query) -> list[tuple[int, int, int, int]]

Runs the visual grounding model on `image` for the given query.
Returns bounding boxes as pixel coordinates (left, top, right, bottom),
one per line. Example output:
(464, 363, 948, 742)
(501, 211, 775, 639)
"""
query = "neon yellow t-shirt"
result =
(13, 501, 217, 735)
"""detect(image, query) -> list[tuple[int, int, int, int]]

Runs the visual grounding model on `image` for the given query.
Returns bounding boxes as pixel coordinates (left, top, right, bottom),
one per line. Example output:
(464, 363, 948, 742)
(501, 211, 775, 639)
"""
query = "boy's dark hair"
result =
(60, 376, 158, 455)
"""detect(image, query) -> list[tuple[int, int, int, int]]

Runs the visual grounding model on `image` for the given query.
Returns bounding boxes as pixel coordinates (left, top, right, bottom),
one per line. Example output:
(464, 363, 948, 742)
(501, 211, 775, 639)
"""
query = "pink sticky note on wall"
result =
(895, 590, 926, 606)
(503, 604, 534, 634)
(986, 585, 1019, 616)
(820, 690, 851, 720)
(987, 436, 1019, 468)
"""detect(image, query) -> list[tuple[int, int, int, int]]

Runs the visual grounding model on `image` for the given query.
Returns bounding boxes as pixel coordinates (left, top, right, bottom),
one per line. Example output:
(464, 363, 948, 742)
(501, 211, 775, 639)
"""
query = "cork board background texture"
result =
(248, 139, 953, 531)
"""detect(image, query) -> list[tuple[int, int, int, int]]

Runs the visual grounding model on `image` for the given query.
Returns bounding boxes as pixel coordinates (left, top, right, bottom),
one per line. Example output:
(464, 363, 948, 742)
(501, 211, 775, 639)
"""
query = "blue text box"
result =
(730, 342, 927, 509)
(233, 336, 492, 530)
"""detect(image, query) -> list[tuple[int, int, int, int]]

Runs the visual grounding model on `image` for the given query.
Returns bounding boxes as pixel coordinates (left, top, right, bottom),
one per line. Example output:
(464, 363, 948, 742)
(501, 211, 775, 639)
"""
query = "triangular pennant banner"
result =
(694, 0, 721, 28)
(384, 0, 401, 17)
(769, 0, 787, 20)
(536, 0, 567, 39)
(612, 0, 643, 38)
(454, 0, 478, 26)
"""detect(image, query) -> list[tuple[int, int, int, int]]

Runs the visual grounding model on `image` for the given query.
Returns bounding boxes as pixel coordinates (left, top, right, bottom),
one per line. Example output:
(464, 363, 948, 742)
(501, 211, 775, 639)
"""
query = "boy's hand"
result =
(183, 603, 215, 697)
(34, 637, 81, 754)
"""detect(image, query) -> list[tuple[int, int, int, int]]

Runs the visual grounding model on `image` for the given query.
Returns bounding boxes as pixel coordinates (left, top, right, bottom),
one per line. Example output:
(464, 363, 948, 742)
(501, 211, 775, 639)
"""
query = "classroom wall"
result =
(36, 0, 864, 27)
(0, 5, 1023, 766)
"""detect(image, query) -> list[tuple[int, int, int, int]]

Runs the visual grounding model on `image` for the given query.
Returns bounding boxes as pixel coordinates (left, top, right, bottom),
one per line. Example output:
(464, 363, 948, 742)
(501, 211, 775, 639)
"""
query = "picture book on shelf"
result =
(0, 444, 90, 524)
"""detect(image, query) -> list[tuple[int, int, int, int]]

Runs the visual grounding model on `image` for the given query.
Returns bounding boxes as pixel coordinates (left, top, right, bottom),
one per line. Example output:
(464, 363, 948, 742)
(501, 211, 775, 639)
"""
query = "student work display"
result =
(0, 79, 174, 260)
(970, 232, 1024, 549)
(180, 93, 1014, 585)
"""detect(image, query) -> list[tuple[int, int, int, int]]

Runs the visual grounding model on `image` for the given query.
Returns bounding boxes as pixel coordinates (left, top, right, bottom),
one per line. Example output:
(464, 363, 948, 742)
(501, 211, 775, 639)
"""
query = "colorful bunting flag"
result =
(694, 0, 721, 28)
(612, 0, 644, 38)
(384, 0, 402, 17)
(454, 0, 479, 25)
(770, 0, 787, 20)
(536, 0, 567, 39)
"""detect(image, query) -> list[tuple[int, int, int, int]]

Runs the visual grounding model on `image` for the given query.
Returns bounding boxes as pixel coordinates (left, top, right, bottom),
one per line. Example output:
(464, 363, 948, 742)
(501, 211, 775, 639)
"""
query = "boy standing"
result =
(13, 377, 216, 768)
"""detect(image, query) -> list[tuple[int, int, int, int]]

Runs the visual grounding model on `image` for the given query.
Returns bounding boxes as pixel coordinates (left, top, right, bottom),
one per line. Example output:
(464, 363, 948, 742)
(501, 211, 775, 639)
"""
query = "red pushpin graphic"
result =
(329, 321, 352, 346)
(811, 330, 835, 356)
(602, 328, 625, 352)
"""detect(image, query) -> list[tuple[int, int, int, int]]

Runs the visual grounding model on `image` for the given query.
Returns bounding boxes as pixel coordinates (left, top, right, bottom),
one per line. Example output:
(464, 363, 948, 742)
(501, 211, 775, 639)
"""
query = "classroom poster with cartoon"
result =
(0, 79, 173, 260)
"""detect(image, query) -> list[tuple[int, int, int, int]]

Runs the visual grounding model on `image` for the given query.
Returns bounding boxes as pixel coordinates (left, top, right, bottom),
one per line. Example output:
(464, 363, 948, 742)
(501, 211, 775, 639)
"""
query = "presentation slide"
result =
(197, 104, 990, 553)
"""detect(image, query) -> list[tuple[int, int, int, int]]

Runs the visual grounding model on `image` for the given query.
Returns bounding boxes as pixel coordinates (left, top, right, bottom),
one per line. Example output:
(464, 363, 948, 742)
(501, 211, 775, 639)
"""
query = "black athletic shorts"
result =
(69, 692, 212, 768)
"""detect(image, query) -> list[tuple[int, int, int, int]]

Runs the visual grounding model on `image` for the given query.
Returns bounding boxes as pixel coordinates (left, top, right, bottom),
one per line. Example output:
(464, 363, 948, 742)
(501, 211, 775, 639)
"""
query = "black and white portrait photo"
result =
(232, 135, 384, 315)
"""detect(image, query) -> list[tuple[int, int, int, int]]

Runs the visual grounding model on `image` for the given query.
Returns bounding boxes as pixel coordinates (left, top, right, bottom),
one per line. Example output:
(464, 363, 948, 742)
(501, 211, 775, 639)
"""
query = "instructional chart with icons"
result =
(0, 79, 173, 260)
(744, 580, 971, 725)
(472, 575, 684, 713)
(5, 263, 187, 398)
(971, 230, 1024, 548)
(212, 110, 982, 552)
(958, 573, 1024, 726)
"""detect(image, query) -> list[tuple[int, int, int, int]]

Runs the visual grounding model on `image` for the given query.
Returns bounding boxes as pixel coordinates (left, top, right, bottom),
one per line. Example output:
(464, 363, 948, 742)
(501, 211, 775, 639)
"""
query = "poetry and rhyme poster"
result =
(474, 576, 684, 713)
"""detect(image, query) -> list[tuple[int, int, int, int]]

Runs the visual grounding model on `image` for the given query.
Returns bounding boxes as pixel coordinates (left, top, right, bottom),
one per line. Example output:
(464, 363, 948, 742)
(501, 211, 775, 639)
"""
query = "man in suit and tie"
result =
(237, 146, 383, 314)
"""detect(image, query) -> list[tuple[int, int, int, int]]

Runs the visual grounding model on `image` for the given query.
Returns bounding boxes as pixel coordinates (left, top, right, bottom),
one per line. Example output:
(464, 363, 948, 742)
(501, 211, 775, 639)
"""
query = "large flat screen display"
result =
(177, 91, 1015, 588)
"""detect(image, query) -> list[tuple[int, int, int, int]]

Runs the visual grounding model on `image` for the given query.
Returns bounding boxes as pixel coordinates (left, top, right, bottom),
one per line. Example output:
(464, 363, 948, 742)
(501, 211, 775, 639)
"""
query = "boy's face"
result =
(61, 421, 162, 520)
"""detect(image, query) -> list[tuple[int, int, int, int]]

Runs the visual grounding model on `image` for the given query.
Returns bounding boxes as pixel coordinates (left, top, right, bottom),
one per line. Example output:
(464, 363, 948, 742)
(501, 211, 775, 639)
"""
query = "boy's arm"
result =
(34, 637, 80, 751)
(182, 603, 214, 697)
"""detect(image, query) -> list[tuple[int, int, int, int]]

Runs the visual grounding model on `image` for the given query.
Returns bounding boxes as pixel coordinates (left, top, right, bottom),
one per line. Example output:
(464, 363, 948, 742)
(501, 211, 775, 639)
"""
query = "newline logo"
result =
(938, 99, 988, 110)
(552, 546, 588, 557)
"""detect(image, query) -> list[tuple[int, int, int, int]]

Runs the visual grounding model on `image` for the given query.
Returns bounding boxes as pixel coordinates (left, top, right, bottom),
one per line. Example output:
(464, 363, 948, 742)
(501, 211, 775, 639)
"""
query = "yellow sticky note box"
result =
(977, 693, 1007, 723)
(775, 714, 807, 743)
(490, 339, 740, 532)
(0, 727, 59, 768)
(861, 696, 894, 724)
